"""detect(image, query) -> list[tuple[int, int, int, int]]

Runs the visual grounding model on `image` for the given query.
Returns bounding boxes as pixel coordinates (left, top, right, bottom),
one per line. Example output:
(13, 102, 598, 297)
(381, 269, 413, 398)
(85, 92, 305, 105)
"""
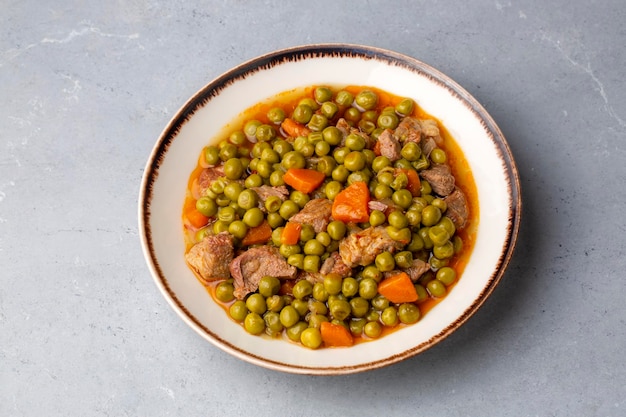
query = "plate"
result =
(138, 44, 521, 375)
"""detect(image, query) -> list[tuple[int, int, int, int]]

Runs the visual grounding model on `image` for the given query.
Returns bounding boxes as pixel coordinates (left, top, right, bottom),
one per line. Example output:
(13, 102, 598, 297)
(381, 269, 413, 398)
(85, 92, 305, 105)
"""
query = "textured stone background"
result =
(2, 1, 625, 416)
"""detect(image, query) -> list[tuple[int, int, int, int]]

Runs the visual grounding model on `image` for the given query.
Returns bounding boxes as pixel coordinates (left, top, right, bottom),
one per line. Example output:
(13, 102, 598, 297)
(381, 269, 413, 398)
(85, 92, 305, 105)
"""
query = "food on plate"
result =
(182, 85, 477, 349)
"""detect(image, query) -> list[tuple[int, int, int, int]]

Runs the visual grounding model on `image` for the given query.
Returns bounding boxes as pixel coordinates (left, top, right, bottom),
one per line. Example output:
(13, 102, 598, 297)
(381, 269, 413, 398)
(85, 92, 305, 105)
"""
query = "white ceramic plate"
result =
(138, 44, 521, 375)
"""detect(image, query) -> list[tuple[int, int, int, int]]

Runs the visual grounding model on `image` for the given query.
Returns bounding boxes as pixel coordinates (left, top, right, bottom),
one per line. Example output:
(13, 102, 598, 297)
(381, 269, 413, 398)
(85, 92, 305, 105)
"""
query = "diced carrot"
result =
(241, 220, 272, 246)
(372, 139, 381, 156)
(377, 272, 419, 304)
(281, 118, 311, 138)
(403, 169, 421, 197)
(280, 221, 302, 245)
(320, 321, 354, 347)
(186, 208, 209, 229)
(283, 168, 326, 194)
(331, 181, 370, 223)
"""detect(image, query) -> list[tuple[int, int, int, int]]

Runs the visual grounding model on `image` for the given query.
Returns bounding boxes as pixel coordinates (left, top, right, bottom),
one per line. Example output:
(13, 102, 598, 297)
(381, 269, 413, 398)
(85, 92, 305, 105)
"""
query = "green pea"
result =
(375, 252, 395, 272)
(209, 178, 226, 195)
(453, 236, 464, 254)
(387, 211, 408, 229)
(364, 321, 382, 338)
(267, 107, 286, 124)
(322, 126, 342, 146)
(395, 98, 414, 116)
(434, 241, 455, 259)
(359, 278, 378, 300)
(315, 232, 332, 247)
(217, 206, 235, 224)
(244, 312, 265, 335)
(414, 284, 428, 302)
(347, 170, 371, 186)
(331, 165, 349, 183)
(386, 226, 412, 243)
(291, 299, 309, 317)
(339, 277, 357, 298)
(371, 156, 391, 173)
(298, 224, 315, 243)
(245, 293, 267, 315)
(279, 200, 300, 220)
(314, 140, 331, 157)
(298, 97, 319, 110)
(315, 156, 336, 177)
(308, 314, 329, 330)
(244, 120, 261, 139)
(204, 146, 220, 165)
(221, 158, 242, 180)
(335, 90, 354, 106)
(215, 194, 231, 208)
(267, 212, 284, 228)
(355, 90, 378, 110)
(303, 255, 320, 273)
(358, 120, 376, 134)
(280, 305, 300, 328)
(381, 306, 399, 327)
(258, 275, 281, 297)
(362, 265, 382, 283)
(308, 114, 328, 132)
(390, 189, 411, 209)
(279, 244, 301, 258)
(421, 205, 442, 226)
(312, 282, 329, 302)
(398, 303, 420, 324)
(292, 104, 313, 124)
(377, 171, 394, 186)
(228, 220, 248, 239)
(345, 133, 366, 151)
(215, 281, 235, 302)
(420, 180, 433, 196)
(237, 189, 259, 210)
(255, 124, 276, 142)
(229, 300, 248, 322)
(212, 220, 229, 234)
(281, 151, 306, 170)
(287, 253, 304, 269)
(290, 190, 310, 208)
(308, 300, 328, 316)
(329, 298, 352, 321)
(300, 327, 322, 349)
(314, 86, 333, 103)
(194, 226, 211, 242)
(196, 197, 217, 217)
(320, 102, 339, 119)
(320, 274, 341, 296)
(344, 151, 366, 172)
(394, 251, 414, 269)
(406, 209, 422, 227)
(324, 181, 343, 201)
(332, 147, 349, 164)
(304, 239, 325, 256)
(369, 210, 386, 227)
(285, 321, 307, 342)
(401, 142, 421, 162)
(343, 107, 361, 124)
(349, 318, 366, 336)
(263, 311, 283, 334)
(377, 112, 399, 130)
(243, 173, 262, 189)
(327, 221, 347, 241)
(292, 279, 313, 299)
(430, 148, 447, 164)
(427, 279, 447, 298)
(273, 139, 293, 157)
(436, 267, 457, 286)
(242, 207, 263, 228)
(266, 295, 285, 312)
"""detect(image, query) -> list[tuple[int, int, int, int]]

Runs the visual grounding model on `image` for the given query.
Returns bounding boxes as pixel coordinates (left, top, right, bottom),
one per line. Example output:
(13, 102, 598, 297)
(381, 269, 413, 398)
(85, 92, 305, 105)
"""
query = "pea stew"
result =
(183, 85, 477, 349)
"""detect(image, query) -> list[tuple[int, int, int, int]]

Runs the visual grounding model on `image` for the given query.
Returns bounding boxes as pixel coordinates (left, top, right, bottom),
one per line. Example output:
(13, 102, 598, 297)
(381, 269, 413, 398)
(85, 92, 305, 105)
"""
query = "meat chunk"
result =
(420, 136, 437, 158)
(289, 198, 333, 233)
(229, 246, 297, 299)
(444, 187, 469, 230)
(368, 200, 388, 213)
(418, 119, 442, 143)
(185, 233, 234, 284)
(339, 226, 404, 268)
(320, 251, 352, 277)
(394, 117, 422, 144)
(420, 164, 456, 196)
(377, 129, 402, 162)
(336, 117, 373, 149)
(197, 165, 225, 191)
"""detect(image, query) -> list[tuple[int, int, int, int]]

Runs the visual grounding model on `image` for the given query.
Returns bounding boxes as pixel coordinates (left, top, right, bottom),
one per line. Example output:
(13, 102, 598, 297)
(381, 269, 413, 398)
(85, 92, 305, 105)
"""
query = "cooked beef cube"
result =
(384, 259, 431, 282)
(377, 129, 402, 162)
(319, 251, 352, 277)
(251, 185, 289, 210)
(444, 187, 469, 230)
(197, 165, 225, 191)
(418, 119, 442, 144)
(297, 270, 324, 284)
(289, 198, 333, 233)
(367, 200, 388, 213)
(394, 117, 421, 144)
(420, 164, 456, 196)
(339, 226, 404, 267)
(335, 118, 351, 138)
(185, 232, 234, 284)
(229, 245, 297, 299)
(336, 117, 373, 149)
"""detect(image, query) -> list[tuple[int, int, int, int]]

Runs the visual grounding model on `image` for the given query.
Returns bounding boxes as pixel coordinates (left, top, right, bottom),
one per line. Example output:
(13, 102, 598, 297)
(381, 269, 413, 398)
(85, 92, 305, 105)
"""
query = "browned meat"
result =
(229, 245, 297, 299)
(367, 200, 388, 213)
(197, 165, 225, 190)
(444, 187, 469, 230)
(377, 129, 402, 162)
(320, 251, 352, 277)
(339, 226, 404, 267)
(418, 119, 443, 146)
(289, 198, 333, 233)
(185, 232, 234, 284)
(420, 164, 456, 196)
(421, 136, 437, 157)
(335, 118, 351, 137)
(394, 117, 421, 144)
(336, 117, 373, 149)
(297, 270, 324, 284)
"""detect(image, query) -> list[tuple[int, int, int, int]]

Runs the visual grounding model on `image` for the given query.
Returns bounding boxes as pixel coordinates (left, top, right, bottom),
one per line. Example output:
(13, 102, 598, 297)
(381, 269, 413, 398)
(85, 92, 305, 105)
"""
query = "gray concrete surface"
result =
(2, 1, 625, 416)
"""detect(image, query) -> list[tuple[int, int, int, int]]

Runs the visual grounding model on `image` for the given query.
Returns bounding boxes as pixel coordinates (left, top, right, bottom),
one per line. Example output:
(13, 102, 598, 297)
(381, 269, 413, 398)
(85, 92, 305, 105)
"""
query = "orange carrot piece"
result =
(377, 272, 419, 304)
(241, 221, 272, 246)
(186, 208, 209, 229)
(280, 222, 302, 245)
(283, 168, 326, 194)
(403, 169, 421, 197)
(281, 118, 311, 138)
(320, 321, 354, 347)
(331, 181, 370, 223)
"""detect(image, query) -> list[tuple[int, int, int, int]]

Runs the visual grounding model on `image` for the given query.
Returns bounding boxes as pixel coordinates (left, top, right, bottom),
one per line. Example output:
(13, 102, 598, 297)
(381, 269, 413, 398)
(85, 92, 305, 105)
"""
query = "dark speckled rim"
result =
(139, 44, 522, 375)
